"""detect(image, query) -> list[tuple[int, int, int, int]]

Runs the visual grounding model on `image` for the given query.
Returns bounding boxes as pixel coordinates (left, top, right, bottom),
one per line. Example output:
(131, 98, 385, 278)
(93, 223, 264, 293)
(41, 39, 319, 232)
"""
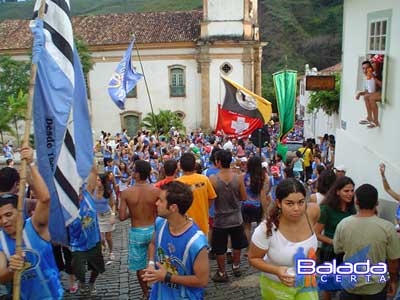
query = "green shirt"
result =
(319, 204, 356, 242)
(334, 215, 400, 295)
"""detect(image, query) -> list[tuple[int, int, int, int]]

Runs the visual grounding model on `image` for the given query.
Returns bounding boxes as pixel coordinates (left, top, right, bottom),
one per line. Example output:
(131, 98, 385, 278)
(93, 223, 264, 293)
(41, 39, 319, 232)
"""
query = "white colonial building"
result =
(337, 0, 400, 220)
(0, 0, 264, 138)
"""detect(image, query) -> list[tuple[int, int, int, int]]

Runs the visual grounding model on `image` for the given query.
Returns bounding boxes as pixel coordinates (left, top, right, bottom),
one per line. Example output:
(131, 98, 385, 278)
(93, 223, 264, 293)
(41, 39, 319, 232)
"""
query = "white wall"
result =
(207, 22, 244, 37)
(90, 47, 202, 136)
(207, 0, 243, 20)
(337, 0, 400, 209)
(206, 0, 244, 37)
(208, 54, 244, 127)
(89, 46, 250, 137)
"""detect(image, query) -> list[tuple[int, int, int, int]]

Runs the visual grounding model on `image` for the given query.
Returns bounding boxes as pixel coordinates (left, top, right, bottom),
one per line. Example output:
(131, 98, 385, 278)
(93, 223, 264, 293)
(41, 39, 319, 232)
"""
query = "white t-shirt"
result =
(251, 220, 318, 282)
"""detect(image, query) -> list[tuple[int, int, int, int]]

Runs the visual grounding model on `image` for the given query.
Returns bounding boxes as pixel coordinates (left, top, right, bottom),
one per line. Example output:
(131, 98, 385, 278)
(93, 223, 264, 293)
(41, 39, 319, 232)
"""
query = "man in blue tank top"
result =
(68, 165, 105, 295)
(0, 146, 63, 299)
(142, 181, 209, 300)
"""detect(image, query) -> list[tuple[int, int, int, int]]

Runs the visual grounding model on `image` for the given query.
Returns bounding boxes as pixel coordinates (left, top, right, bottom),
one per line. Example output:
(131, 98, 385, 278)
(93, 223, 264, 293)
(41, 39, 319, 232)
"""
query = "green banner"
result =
(273, 70, 297, 141)
(276, 142, 288, 163)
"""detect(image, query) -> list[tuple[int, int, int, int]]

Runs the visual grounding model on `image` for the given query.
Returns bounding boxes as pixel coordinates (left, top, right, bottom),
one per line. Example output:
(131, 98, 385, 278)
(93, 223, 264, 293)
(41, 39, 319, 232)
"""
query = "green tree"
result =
(140, 109, 185, 135)
(307, 73, 340, 116)
(0, 55, 30, 144)
(75, 38, 94, 75)
(0, 55, 30, 103)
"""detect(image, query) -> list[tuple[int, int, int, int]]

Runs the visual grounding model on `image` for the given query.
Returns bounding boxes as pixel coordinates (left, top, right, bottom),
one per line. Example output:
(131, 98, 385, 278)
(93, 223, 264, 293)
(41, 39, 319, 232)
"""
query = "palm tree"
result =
(141, 109, 185, 135)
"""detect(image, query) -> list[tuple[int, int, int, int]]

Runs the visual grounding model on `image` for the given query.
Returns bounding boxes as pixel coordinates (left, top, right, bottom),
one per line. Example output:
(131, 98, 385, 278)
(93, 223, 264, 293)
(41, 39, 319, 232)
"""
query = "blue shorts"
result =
(128, 225, 154, 271)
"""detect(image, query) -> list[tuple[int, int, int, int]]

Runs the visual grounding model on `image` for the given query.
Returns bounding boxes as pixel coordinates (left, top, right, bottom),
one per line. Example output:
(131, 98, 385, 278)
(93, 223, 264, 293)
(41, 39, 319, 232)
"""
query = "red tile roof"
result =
(0, 10, 202, 51)
(320, 63, 342, 74)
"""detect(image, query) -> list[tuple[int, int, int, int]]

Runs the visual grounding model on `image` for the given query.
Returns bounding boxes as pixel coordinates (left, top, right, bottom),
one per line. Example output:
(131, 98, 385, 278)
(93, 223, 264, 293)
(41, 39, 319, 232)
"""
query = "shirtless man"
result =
(119, 159, 160, 299)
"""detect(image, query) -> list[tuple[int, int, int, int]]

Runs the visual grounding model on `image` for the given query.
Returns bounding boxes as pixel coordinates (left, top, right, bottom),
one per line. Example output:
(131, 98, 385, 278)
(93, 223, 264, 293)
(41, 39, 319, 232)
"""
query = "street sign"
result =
(306, 75, 335, 91)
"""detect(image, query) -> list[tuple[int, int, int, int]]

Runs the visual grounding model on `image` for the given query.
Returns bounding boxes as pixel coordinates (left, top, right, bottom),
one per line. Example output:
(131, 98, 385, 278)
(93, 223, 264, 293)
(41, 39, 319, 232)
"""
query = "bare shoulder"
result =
(306, 202, 320, 224)
(309, 193, 317, 203)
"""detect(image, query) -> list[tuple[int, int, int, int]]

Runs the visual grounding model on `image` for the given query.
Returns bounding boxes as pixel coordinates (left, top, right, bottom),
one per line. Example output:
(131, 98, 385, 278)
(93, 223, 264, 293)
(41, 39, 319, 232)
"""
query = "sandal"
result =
(232, 265, 242, 277)
(359, 119, 370, 125)
(212, 271, 229, 282)
(367, 122, 379, 128)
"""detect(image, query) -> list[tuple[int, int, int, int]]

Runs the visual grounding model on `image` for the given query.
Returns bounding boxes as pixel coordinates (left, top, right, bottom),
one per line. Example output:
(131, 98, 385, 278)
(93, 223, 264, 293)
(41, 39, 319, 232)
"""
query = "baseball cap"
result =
(335, 164, 346, 172)
(261, 162, 269, 169)
(271, 165, 280, 175)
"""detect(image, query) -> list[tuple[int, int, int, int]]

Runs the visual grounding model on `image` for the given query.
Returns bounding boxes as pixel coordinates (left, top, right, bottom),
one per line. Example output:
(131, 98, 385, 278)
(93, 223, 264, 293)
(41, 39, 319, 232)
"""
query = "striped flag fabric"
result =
(32, 0, 93, 244)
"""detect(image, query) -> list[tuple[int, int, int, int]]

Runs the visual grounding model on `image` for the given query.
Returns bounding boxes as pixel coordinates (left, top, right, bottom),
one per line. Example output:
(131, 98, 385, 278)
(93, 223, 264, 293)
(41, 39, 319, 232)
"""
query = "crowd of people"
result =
(0, 127, 399, 300)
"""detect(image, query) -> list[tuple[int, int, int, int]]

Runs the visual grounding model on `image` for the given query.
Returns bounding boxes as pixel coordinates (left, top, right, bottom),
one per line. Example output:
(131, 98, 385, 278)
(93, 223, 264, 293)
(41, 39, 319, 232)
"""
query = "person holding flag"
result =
(0, 146, 63, 299)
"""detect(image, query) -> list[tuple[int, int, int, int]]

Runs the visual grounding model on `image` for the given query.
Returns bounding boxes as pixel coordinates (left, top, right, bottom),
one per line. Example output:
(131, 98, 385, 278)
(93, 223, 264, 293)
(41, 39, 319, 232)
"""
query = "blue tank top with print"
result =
(69, 190, 101, 251)
(0, 219, 63, 300)
(150, 217, 208, 300)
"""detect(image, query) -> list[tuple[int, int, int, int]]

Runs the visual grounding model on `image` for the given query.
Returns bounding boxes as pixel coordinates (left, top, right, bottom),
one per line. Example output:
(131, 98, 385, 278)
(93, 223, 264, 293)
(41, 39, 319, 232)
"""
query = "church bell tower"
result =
(201, 0, 259, 41)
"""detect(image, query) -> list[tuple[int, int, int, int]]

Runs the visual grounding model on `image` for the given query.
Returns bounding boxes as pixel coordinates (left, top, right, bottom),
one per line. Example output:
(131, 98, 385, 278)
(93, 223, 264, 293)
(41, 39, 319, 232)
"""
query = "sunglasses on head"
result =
(0, 193, 18, 207)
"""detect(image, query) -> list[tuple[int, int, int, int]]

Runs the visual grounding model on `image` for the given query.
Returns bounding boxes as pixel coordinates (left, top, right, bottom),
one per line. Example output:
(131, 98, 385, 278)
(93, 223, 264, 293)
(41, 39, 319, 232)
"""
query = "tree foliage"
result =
(0, 41, 93, 144)
(0, 55, 30, 144)
(307, 73, 340, 116)
(140, 109, 185, 135)
(75, 38, 94, 75)
(0, 55, 30, 102)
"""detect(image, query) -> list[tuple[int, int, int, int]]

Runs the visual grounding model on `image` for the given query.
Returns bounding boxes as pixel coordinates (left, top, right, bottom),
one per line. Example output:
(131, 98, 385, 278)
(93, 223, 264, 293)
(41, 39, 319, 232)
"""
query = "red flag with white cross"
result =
(215, 105, 263, 137)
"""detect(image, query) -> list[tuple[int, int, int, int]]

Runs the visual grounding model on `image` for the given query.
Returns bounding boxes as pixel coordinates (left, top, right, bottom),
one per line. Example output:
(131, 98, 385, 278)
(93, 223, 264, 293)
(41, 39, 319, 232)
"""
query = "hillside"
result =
(259, 0, 343, 104)
(0, 0, 342, 105)
(0, 0, 203, 19)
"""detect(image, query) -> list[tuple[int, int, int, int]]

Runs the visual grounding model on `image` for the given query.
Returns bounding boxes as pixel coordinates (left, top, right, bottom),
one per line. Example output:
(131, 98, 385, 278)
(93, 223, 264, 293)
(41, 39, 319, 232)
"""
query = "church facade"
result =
(0, 0, 264, 137)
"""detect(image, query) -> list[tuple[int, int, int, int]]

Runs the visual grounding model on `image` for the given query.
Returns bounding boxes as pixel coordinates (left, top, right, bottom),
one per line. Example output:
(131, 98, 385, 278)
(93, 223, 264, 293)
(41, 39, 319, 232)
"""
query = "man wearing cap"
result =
(0, 146, 63, 299)
(335, 164, 347, 177)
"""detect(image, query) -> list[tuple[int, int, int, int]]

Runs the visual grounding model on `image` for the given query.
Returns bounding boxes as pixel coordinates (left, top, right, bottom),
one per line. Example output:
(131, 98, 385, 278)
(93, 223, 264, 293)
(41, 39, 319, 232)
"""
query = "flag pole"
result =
(133, 36, 158, 136)
(13, 1, 46, 299)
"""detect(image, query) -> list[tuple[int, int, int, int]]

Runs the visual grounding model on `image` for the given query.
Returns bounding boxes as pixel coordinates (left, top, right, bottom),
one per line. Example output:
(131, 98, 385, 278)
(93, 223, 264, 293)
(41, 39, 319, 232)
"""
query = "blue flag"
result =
(32, 0, 93, 244)
(73, 46, 93, 178)
(108, 37, 143, 109)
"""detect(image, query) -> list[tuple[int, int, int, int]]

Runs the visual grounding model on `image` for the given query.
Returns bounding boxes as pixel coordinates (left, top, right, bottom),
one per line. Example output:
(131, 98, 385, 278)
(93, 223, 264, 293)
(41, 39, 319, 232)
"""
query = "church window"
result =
(169, 65, 186, 97)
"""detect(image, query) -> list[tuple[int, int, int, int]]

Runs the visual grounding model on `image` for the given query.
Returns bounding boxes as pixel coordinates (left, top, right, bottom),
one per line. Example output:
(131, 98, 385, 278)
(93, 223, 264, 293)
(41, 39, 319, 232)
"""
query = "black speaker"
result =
(250, 125, 270, 148)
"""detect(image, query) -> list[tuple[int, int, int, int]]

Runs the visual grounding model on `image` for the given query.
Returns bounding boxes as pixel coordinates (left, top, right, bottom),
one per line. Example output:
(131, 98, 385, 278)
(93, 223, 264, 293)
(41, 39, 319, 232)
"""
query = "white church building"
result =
(0, 0, 264, 138)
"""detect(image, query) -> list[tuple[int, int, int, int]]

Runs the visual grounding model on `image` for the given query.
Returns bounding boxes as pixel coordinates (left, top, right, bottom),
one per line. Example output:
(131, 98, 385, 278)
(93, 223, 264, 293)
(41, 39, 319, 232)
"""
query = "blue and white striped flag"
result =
(32, 0, 93, 245)
(108, 37, 143, 110)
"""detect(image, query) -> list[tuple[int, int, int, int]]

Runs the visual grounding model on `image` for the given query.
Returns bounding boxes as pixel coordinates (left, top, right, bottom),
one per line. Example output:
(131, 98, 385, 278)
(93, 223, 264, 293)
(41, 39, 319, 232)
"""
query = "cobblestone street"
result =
(62, 219, 261, 299)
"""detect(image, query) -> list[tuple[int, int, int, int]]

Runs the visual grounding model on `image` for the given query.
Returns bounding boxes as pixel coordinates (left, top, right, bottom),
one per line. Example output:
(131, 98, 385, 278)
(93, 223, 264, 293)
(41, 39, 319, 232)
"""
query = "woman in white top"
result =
(248, 178, 320, 300)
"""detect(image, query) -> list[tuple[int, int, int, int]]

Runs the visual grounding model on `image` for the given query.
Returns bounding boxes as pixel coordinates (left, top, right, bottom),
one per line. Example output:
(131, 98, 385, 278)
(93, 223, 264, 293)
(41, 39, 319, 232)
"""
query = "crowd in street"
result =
(0, 127, 399, 300)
